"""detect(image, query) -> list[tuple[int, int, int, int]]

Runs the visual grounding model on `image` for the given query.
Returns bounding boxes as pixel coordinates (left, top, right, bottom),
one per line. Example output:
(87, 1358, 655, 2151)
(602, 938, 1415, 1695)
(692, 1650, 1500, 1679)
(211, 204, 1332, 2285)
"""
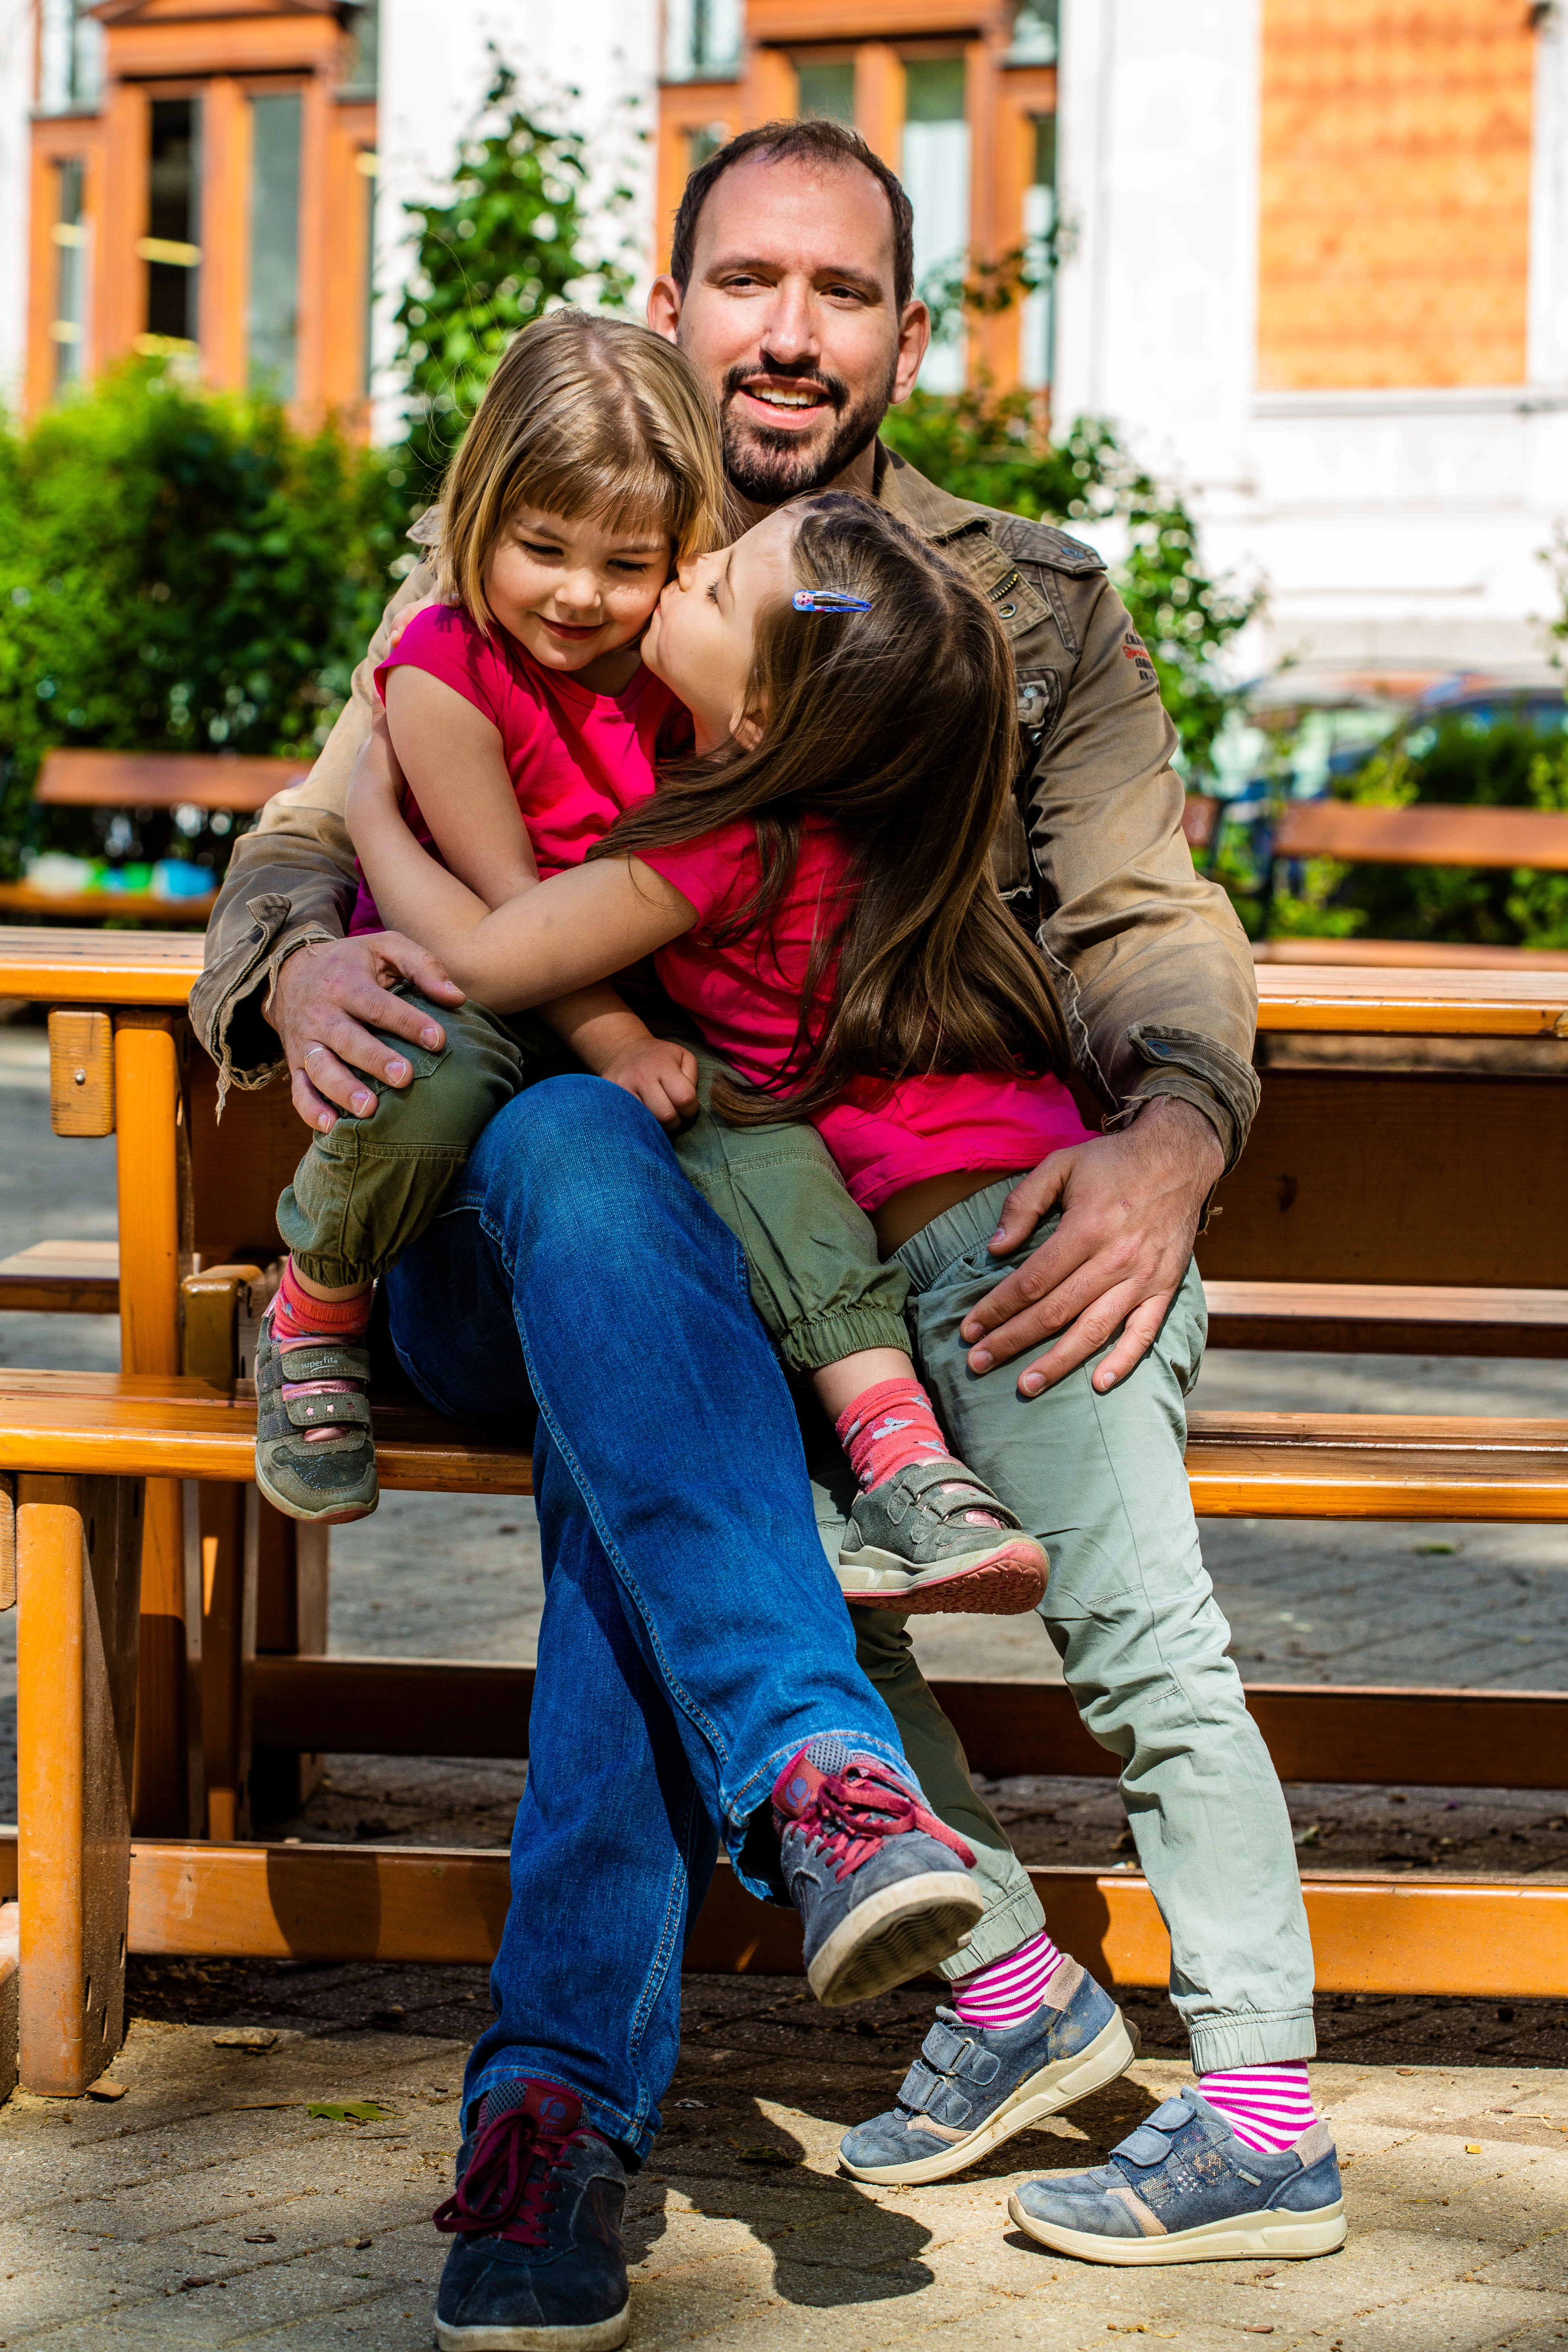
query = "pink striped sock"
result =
(1198, 2061, 1320, 2153)
(951, 1929, 1065, 2029)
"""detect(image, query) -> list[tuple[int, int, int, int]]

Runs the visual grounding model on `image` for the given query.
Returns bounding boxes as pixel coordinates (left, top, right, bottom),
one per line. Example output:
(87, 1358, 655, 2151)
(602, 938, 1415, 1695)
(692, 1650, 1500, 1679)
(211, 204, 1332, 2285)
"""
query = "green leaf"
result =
(307, 2101, 391, 2124)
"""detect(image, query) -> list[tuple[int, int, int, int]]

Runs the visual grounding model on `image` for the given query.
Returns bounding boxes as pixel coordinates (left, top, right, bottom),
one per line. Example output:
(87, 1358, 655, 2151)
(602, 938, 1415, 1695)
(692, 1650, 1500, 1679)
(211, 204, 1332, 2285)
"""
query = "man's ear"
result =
(889, 300, 932, 407)
(647, 276, 683, 345)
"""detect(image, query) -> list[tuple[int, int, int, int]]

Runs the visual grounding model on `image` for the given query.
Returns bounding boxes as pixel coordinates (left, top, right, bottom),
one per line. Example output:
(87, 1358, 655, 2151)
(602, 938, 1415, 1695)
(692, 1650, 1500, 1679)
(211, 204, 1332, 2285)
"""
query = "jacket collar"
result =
(872, 442, 996, 543)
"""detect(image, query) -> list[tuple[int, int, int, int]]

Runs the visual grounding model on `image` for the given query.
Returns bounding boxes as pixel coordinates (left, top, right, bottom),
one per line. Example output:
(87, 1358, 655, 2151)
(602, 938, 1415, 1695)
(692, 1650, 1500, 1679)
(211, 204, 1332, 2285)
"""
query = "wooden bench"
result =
(5, 1363, 1567, 2095)
(0, 751, 305, 925)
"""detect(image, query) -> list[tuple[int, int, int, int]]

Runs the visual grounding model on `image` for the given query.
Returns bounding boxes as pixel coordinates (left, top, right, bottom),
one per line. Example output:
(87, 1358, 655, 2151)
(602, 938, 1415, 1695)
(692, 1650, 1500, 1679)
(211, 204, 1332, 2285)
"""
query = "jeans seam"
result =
(474, 1197, 733, 1784)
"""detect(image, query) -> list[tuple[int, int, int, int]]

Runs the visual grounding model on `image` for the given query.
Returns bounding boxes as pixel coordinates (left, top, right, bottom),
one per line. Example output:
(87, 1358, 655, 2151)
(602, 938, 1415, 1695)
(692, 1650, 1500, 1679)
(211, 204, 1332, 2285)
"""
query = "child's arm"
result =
(346, 724, 697, 1014)
(543, 993, 701, 1129)
(379, 666, 538, 909)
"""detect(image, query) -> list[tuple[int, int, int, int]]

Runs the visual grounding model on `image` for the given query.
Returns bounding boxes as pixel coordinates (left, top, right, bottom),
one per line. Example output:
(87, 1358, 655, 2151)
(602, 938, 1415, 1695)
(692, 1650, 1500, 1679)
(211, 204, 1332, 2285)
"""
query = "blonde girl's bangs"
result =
(437, 312, 726, 629)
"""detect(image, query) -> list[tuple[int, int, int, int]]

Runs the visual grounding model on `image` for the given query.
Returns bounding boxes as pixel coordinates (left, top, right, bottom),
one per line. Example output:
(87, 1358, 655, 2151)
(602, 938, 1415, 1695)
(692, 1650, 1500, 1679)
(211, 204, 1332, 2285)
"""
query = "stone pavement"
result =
(2, 1980, 1566, 2350)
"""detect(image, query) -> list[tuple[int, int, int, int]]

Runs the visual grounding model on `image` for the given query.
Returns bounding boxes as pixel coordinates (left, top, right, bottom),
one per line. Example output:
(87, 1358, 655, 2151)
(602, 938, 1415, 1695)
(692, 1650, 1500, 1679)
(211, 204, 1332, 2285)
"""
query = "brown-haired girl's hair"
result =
(438, 310, 726, 630)
(597, 492, 1070, 1119)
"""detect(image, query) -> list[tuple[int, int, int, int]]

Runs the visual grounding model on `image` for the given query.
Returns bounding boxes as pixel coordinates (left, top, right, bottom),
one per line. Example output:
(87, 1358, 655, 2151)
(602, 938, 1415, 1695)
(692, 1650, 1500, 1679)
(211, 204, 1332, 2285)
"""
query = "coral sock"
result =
(951, 1930, 1065, 2029)
(835, 1377, 955, 1491)
(272, 1258, 373, 1343)
(1198, 2061, 1320, 2153)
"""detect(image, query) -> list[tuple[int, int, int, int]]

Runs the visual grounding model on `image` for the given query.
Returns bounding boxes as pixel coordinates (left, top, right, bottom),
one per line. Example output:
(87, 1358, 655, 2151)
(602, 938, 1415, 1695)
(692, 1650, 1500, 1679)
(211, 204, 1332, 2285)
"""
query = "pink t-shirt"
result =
(349, 601, 681, 931)
(640, 814, 1093, 1212)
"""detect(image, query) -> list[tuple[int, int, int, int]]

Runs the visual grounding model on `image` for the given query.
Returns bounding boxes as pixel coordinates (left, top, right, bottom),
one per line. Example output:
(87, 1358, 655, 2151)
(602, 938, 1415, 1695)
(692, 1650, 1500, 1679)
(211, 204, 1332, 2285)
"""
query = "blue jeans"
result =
(382, 1076, 905, 2159)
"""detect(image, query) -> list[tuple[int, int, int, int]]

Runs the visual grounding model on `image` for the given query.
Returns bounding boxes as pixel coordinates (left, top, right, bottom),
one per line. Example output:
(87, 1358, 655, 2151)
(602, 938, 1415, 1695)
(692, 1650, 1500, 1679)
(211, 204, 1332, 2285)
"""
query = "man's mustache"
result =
(721, 363, 849, 417)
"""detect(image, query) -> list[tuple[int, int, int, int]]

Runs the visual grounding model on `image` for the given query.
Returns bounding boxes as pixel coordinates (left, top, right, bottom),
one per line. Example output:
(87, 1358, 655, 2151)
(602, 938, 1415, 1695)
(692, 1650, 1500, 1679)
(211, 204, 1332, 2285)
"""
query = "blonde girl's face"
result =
(640, 508, 800, 754)
(482, 505, 673, 688)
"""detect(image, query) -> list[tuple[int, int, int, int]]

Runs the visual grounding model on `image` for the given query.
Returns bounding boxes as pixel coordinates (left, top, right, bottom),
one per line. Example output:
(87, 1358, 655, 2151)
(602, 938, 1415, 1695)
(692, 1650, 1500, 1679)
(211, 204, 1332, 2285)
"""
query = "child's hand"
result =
(598, 1036, 700, 1131)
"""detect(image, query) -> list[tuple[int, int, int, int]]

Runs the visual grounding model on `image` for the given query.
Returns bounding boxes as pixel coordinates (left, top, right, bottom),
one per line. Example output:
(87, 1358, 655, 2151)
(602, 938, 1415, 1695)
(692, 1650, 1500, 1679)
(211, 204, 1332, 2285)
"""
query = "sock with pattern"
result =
(1197, 2061, 1321, 2153)
(951, 1929, 1066, 2029)
(271, 1257, 374, 1343)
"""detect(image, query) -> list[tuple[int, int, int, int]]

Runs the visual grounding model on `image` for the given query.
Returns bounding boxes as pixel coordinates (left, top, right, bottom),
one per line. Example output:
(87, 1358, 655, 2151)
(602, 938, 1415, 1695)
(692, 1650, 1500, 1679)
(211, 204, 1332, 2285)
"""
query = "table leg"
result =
(17, 1476, 143, 2096)
(114, 1012, 196, 1836)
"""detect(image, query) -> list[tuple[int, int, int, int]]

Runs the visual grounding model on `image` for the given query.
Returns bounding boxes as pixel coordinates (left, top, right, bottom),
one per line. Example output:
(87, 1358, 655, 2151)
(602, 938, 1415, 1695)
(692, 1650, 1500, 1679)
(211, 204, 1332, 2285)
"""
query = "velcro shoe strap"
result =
(275, 1341, 372, 1385)
(923, 2080, 976, 2129)
(897, 2057, 946, 2111)
(283, 1388, 371, 1433)
(919, 2017, 970, 2073)
(885, 1461, 1025, 1533)
(1116, 2120, 1183, 2167)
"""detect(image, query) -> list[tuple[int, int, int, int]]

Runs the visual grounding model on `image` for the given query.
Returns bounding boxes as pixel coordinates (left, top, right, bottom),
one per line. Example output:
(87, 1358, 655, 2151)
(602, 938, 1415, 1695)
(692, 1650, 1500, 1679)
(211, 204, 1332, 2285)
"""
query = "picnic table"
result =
(2, 927, 1566, 2095)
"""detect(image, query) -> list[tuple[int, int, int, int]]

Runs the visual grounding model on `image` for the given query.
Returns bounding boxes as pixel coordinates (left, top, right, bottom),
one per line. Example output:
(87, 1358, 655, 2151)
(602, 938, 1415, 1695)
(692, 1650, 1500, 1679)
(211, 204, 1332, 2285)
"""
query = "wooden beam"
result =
(248, 1657, 1568, 1792)
(67, 1838, 1568, 2000)
(1254, 967, 1568, 1037)
(1204, 1278, 1568, 1359)
(0, 1242, 119, 1318)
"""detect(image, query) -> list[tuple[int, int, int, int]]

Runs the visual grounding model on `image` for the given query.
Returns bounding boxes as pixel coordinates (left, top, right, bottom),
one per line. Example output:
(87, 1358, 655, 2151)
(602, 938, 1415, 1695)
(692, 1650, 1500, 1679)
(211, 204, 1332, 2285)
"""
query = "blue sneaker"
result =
(772, 1738, 985, 2007)
(839, 1959, 1139, 2184)
(432, 2078, 630, 2349)
(1008, 2084, 1347, 2265)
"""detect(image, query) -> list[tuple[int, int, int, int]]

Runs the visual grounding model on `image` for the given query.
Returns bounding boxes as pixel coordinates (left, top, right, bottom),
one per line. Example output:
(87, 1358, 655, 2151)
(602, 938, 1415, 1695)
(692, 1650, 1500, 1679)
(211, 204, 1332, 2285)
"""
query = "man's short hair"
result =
(669, 120, 916, 314)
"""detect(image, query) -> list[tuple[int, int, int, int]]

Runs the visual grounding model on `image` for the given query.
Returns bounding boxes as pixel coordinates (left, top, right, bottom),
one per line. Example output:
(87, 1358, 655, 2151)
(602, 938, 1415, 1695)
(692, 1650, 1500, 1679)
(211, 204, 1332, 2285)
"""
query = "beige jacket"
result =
(191, 445, 1259, 1163)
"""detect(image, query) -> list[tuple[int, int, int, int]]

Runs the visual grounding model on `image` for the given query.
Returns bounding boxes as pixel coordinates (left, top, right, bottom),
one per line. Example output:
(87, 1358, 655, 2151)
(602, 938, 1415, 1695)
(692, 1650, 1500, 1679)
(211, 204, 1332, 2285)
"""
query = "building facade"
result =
(3, 0, 1567, 675)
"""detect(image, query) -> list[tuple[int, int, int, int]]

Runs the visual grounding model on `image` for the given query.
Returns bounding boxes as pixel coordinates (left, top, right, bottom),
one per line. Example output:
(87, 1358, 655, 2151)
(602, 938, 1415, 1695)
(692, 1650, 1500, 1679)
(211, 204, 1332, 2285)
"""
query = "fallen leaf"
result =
(739, 2145, 801, 2166)
(233, 2101, 301, 2113)
(307, 2102, 390, 2125)
(1465, 2143, 1483, 2154)
(213, 2029, 278, 2052)
(86, 2078, 128, 2101)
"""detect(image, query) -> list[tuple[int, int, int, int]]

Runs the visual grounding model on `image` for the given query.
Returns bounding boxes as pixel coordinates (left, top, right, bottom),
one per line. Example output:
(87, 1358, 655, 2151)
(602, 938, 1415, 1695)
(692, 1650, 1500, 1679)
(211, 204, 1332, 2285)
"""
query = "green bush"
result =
(0, 361, 413, 876)
(880, 388, 1258, 778)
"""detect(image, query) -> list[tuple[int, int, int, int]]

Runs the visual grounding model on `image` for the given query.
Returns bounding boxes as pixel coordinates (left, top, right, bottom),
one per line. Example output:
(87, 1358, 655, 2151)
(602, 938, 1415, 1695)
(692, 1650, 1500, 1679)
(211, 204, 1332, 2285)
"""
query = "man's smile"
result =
(732, 376, 837, 430)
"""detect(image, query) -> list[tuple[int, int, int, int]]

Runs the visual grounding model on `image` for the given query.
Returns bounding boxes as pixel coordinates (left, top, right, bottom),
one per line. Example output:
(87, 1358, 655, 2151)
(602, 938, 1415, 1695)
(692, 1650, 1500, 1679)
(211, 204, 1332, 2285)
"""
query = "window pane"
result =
(796, 62, 855, 123)
(902, 59, 968, 393)
(249, 93, 301, 399)
(1021, 115, 1057, 394)
(52, 158, 87, 390)
(38, 0, 102, 114)
(665, 0, 740, 78)
(145, 98, 200, 347)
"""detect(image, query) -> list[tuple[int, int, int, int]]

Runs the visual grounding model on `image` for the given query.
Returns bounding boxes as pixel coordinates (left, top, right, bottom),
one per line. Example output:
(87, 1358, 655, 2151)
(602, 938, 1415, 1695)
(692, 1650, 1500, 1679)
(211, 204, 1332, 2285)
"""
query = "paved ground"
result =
(4, 1018, 1568, 2344)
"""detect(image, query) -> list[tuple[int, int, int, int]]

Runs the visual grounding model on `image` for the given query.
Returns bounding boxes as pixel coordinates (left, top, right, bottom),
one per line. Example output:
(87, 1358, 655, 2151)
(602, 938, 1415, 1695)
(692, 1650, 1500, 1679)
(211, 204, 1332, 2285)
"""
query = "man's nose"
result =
(757, 279, 822, 371)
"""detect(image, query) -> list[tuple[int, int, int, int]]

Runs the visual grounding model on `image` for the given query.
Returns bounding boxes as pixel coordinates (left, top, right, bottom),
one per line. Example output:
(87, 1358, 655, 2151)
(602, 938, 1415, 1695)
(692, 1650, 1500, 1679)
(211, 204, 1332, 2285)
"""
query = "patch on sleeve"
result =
(1123, 628, 1158, 684)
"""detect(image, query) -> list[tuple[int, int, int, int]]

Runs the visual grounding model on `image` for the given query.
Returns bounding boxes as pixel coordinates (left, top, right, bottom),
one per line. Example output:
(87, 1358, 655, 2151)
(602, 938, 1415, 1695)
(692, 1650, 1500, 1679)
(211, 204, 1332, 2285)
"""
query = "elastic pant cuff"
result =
(779, 1308, 914, 1377)
(287, 1251, 382, 1291)
(934, 1884, 1047, 1982)
(1186, 2007, 1318, 2074)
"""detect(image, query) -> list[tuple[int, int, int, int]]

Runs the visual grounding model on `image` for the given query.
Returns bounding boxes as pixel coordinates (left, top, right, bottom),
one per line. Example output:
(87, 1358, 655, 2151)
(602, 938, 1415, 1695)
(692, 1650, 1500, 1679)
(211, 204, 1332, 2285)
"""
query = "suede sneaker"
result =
(432, 2078, 630, 2349)
(254, 1302, 379, 1524)
(837, 1459, 1048, 1615)
(1008, 2084, 1347, 2265)
(839, 1958, 1139, 2184)
(772, 1737, 985, 2007)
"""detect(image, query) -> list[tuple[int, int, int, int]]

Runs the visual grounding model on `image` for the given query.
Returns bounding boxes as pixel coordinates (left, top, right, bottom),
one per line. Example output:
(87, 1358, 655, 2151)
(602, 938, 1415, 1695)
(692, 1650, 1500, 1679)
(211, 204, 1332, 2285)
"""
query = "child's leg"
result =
(257, 996, 570, 1524)
(667, 1045, 1046, 1615)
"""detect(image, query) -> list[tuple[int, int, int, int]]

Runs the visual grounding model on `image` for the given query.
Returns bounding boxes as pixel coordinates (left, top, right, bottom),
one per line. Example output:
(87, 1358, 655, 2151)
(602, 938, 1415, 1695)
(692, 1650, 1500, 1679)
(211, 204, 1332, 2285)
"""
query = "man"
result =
(194, 117, 1341, 2346)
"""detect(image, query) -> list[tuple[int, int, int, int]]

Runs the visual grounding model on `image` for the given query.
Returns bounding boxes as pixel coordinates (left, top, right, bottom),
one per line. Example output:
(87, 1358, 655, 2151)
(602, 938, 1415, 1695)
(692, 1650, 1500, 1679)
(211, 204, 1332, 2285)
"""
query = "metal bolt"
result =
(73, 1066, 86, 1085)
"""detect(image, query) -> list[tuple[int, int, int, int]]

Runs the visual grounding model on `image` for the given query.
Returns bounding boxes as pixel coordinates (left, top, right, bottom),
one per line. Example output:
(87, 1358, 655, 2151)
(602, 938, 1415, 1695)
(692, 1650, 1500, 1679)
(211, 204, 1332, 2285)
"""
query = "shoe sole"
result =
(254, 1447, 379, 1526)
(1006, 2192, 1348, 2265)
(433, 2296, 631, 2350)
(809, 1873, 986, 2008)
(838, 1539, 1047, 1616)
(840, 2009, 1141, 2185)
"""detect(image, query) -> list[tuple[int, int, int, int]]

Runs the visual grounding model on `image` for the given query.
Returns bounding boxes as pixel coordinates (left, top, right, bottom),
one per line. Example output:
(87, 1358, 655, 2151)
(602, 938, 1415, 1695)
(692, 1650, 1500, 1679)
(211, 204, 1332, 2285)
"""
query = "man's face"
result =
(648, 154, 929, 508)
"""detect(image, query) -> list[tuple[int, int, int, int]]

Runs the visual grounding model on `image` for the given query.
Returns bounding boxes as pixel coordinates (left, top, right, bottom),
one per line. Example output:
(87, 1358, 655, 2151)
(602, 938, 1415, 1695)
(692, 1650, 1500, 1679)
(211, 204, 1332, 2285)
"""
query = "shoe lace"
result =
(432, 2108, 577, 2248)
(795, 1763, 965, 1883)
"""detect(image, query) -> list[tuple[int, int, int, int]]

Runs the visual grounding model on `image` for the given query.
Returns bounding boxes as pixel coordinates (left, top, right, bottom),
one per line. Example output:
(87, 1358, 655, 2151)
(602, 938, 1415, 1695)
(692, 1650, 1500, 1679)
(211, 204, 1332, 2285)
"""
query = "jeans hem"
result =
(778, 1308, 917, 1376)
(466, 2063, 657, 2164)
(1186, 2008, 1318, 2072)
(933, 1884, 1047, 1982)
(724, 1729, 909, 1895)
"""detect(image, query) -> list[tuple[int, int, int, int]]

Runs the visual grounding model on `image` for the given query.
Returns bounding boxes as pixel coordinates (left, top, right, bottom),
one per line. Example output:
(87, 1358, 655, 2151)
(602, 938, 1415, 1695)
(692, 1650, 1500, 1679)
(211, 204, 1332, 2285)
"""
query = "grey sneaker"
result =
(772, 1738, 985, 2007)
(254, 1303, 379, 1524)
(839, 1958, 1139, 2185)
(837, 1459, 1048, 1615)
(1009, 2085, 1347, 2265)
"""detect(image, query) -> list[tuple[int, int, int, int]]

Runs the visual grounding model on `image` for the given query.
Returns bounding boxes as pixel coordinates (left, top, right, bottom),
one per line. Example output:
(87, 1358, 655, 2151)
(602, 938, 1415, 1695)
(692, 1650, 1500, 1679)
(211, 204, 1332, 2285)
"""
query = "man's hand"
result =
(597, 1034, 700, 1131)
(267, 933, 466, 1133)
(960, 1097, 1225, 1396)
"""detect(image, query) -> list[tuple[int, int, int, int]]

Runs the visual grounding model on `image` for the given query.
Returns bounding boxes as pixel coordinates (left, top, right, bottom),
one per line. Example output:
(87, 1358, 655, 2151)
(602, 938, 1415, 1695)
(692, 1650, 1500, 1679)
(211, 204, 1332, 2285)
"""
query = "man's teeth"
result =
(752, 388, 820, 408)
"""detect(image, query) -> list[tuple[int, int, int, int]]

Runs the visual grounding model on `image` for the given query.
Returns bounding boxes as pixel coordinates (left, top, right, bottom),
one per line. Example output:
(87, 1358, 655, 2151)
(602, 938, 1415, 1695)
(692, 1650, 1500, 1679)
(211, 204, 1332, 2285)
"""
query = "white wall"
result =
(373, 0, 660, 442)
(0, 0, 35, 412)
(1054, 0, 1568, 682)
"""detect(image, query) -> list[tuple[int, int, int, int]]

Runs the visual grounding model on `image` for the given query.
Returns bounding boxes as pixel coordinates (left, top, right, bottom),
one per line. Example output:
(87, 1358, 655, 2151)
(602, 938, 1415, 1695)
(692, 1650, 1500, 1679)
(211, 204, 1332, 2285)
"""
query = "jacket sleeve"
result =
(189, 558, 441, 1094)
(1024, 573, 1260, 1169)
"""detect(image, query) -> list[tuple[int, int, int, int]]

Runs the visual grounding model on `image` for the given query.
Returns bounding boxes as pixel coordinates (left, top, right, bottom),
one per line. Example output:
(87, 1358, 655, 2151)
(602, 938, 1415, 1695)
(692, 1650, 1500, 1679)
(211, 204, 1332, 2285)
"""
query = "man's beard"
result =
(719, 358, 899, 506)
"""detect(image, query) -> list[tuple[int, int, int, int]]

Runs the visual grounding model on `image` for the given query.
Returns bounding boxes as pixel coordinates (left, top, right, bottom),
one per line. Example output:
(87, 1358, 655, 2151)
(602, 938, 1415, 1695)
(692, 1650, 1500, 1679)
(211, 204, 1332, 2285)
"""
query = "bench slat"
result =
(1204, 1278, 1568, 1357)
(33, 750, 307, 812)
(1273, 798, 1568, 873)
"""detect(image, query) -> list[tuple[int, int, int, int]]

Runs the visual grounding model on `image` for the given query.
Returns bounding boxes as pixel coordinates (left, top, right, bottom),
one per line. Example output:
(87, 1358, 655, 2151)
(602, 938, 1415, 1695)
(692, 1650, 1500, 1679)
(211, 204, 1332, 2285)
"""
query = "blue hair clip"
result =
(792, 588, 872, 615)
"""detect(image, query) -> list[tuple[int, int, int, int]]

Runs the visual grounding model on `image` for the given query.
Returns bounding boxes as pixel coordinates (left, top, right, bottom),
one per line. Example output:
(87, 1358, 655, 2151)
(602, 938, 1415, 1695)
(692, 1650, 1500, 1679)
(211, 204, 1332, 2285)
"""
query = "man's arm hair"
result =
(190, 554, 440, 1091)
